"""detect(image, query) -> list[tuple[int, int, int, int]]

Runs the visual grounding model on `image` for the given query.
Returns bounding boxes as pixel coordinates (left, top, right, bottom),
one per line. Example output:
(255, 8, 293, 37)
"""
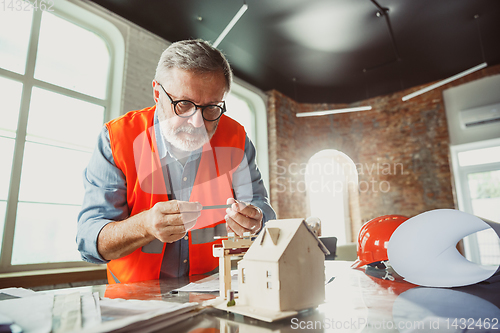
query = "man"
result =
(77, 40, 275, 284)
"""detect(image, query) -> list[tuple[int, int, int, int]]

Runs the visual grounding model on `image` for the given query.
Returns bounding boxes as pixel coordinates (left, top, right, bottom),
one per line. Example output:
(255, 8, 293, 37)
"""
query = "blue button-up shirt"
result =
(77, 110, 276, 278)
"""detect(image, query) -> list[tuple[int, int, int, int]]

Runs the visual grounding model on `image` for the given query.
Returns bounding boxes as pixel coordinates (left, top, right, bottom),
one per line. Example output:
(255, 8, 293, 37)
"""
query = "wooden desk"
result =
(58, 261, 500, 332)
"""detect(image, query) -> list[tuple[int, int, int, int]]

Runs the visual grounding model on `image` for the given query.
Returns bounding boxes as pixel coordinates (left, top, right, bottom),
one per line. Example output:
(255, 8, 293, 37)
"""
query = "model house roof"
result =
(243, 219, 330, 262)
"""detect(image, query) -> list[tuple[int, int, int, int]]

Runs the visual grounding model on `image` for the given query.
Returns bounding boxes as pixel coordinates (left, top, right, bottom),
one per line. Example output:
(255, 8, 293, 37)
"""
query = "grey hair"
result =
(154, 39, 233, 92)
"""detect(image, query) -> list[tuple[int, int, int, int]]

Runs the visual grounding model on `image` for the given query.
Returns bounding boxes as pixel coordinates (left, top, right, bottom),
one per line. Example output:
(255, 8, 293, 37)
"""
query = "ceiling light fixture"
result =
(403, 14, 488, 102)
(296, 106, 372, 118)
(213, 2, 248, 48)
(401, 62, 488, 101)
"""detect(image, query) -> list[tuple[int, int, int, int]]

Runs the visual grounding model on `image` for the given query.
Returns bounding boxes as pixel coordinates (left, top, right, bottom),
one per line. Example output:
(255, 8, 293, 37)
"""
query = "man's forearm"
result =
(97, 211, 155, 261)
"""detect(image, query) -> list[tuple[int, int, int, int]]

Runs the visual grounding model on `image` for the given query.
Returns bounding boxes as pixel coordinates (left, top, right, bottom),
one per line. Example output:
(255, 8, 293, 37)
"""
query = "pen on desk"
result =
(202, 204, 232, 210)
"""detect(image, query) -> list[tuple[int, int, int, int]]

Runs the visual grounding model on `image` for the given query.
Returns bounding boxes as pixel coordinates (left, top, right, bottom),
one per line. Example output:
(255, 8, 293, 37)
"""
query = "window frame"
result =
(450, 137, 500, 263)
(0, 0, 124, 274)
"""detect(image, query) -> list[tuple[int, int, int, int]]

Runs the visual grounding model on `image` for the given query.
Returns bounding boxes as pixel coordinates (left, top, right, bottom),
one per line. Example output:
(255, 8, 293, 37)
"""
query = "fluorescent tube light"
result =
(296, 106, 372, 118)
(402, 62, 487, 101)
(213, 3, 248, 47)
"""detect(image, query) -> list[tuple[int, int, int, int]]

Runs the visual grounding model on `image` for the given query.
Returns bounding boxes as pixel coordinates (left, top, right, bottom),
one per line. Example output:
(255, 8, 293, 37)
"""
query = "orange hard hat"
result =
(351, 215, 409, 269)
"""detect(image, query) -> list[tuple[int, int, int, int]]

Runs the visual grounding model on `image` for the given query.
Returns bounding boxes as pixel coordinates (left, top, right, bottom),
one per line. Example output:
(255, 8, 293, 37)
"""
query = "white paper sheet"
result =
(81, 292, 102, 329)
(88, 298, 200, 333)
(388, 209, 500, 287)
(0, 286, 201, 333)
(52, 292, 82, 333)
(0, 293, 54, 333)
(0, 287, 37, 298)
(175, 271, 239, 292)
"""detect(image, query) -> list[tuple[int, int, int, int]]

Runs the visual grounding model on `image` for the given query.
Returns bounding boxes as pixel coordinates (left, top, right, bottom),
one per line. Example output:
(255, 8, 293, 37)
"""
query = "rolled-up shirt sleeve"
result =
(232, 135, 276, 224)
(77, 126, 129, 264)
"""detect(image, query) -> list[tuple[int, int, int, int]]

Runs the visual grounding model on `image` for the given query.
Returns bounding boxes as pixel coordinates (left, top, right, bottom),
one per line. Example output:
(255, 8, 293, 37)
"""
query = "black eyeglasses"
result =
(157, 83, 226, 121)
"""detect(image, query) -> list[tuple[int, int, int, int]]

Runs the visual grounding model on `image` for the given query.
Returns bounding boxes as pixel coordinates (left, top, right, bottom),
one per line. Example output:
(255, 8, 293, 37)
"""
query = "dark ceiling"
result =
(91, 0, 500, 104)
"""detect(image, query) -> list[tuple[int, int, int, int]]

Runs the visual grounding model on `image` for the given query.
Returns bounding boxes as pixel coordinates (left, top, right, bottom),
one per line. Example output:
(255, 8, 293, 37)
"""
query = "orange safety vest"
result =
(105, 106, 246, 284)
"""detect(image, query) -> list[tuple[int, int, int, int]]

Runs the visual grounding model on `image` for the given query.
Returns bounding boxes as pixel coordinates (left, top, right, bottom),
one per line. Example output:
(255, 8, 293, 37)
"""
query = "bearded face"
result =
(153, 68, 226, 152)
(157, 106, 218, 152)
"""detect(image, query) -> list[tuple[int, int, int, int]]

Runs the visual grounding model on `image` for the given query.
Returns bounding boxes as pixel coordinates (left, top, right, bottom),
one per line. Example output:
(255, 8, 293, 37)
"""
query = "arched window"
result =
(305, 150, 361, 245)
(0, 1, 124, 272)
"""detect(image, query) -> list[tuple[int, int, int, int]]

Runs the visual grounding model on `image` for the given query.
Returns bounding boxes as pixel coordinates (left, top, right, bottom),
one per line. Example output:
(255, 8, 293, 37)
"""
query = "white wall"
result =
(121, 29, 171, 112)
(443, 74, 500, 146)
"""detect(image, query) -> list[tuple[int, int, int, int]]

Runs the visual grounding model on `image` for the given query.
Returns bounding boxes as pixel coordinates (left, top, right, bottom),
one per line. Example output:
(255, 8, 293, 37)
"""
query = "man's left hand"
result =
(225, 198, 263, 236)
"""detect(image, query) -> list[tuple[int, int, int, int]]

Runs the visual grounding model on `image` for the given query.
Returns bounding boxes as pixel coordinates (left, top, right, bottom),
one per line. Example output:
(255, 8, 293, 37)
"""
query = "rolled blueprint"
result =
(388, 209, 500, 287)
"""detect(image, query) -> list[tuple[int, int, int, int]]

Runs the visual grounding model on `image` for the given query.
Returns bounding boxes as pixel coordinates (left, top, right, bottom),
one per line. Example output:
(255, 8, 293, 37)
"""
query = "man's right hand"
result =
(146, 200, 202, 243)
(97, 200, 202, 261)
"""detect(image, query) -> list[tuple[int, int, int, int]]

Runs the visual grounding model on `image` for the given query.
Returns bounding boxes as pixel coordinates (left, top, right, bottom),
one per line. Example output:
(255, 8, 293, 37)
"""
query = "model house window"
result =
(451, 139, 500, 265)
(305, 150, 361, 245)
(0, 2, 123, 272)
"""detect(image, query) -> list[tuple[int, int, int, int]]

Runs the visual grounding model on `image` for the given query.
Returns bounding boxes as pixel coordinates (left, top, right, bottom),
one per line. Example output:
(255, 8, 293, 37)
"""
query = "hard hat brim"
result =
(351, 259, 364, 269)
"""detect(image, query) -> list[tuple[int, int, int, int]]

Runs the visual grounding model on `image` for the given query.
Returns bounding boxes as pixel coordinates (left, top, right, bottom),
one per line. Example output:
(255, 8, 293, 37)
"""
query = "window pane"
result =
(27, 87, 104, 151)
(458, 146, 500, 167)
(34, 12, 110, 99)
(0, 76, 23, 138)
(474, 229, 500, 266)
(305, 150, 358, 244)
(467, 170, 500, 265)
(12, 202, 81, 265)
(18, 142, 91, 205)
(226, 93, 255, 142)
(468, 170, 500, 221)
(0, 138, 15, 200)
(0, 9, 33, 74)
(307, 163, 346, 243)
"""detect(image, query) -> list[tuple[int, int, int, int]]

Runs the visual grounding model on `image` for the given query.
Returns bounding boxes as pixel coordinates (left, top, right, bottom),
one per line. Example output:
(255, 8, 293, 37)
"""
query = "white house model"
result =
(213, 218, 329, 322)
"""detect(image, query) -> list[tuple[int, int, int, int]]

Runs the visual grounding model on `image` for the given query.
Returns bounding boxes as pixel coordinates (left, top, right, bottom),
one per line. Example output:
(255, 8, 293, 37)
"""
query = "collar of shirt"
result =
(154, 109, 203, 164)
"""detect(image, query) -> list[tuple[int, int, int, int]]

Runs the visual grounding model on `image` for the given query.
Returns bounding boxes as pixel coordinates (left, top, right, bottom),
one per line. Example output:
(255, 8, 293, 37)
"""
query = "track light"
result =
(296, 106, 372, 118)
(402, 62, 487, 101)
(213, 3, 248, 47)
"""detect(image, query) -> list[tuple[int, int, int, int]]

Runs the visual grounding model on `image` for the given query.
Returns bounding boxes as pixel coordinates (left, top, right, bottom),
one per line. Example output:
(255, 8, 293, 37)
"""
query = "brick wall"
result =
(267, 64, 500, 238)
(121, 28, 170, 113)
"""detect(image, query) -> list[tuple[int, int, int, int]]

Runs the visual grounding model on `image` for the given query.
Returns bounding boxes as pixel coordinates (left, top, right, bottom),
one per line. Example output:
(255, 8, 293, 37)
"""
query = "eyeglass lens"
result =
(174, 101, 223, 121)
